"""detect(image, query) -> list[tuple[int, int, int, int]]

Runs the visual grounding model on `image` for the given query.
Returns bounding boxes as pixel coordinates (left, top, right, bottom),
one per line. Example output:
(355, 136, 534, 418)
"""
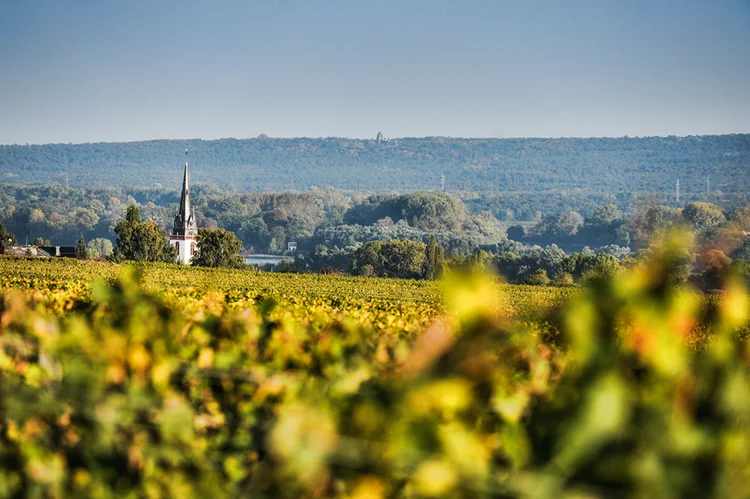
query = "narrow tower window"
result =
(176, 242, 180, 255)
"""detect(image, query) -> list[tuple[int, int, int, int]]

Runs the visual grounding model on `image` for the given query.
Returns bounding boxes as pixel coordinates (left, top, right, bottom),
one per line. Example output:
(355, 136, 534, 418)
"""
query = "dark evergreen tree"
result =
(75, 233, 88, 259)
(506, 225, 526, 242)
(424, 234, 445, 280)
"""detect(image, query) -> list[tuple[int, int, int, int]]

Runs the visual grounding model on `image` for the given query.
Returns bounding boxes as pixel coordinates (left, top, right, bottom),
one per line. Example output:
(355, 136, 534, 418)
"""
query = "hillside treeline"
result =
(3, 182, 750, 291)
(2, 135, 749, 197)
(2, 182, 750, 255)
(0, 185, 506, 254)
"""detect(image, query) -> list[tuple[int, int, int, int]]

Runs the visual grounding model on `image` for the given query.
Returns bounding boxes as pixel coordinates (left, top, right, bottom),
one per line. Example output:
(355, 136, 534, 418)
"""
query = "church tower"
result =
(169, 149, 198, 264)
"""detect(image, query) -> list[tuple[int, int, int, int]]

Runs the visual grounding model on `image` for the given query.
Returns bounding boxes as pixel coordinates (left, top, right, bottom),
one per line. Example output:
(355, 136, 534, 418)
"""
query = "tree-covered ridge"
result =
(2, 135, 749, 194)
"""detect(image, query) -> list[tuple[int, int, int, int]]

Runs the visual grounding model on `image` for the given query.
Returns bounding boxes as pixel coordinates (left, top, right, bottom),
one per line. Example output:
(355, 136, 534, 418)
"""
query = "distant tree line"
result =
(285, 199, 750, 289)
(0, 186, 505, 255)
(2, 180, 750, 288)
(2, 180, 750, 258)
(1, 135, 748, 196)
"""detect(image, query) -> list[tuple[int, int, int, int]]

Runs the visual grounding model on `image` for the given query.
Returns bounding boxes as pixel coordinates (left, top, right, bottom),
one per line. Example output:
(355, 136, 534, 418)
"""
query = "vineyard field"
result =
(0, 256, 572, 324)
(2, 251, 748, 497)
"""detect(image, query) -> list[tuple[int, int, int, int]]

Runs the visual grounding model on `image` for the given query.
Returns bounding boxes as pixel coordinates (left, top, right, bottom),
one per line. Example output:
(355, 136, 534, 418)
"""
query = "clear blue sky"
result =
(1, 0, 749, 144)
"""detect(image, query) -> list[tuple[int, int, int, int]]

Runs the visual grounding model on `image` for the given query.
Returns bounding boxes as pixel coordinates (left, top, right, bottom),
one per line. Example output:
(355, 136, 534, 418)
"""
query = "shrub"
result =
(525, 268, 550, 285)
(552, 271, 575, 286)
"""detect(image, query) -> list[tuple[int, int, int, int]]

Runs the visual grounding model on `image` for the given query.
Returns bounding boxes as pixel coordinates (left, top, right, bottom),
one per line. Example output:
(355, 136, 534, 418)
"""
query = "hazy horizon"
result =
(4, 132, 750, 148)
(2, 1, 749, 144)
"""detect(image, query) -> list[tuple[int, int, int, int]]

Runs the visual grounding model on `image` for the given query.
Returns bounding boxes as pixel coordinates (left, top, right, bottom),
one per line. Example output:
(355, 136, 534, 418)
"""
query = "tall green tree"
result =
(423, 234, 444, 280)
(588, 204, 623, 227)
(732, 238, 750, 263)
(192, 228, 244, 268)
(532, 210, 585, 238)
(353, 239, 426, 279)
(627, 205, 683, 247)
(267, 226, 287, 254)
(351, 241, 386, 275)
(112, 204, 174, 262)
(682, 202, 726, 231)
(560, 252, 621, 280)
(0, 221, 17, 249)
(729, 205, 750, 232)
(75, 234, 88, 259)
(86, 238, 114, 259)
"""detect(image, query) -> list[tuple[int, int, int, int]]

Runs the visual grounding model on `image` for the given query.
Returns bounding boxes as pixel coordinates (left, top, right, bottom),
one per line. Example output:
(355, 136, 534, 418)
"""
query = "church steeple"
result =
(172, 149, 197, 238)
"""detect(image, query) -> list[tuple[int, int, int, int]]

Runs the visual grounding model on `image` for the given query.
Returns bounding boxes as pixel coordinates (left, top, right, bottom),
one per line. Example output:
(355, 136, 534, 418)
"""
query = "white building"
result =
(169, 150, 198, 264)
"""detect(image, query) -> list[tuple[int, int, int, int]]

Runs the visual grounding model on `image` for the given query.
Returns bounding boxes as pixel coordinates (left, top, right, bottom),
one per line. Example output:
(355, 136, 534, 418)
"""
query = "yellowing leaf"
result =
(412, 459, 458, 497)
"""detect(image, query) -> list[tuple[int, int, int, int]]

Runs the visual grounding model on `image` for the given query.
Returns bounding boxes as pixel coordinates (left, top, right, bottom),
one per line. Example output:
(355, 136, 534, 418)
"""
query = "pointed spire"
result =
(173, 149, 197, 237)
(182, 149, 189, 197)
(179, 149, 190, 220)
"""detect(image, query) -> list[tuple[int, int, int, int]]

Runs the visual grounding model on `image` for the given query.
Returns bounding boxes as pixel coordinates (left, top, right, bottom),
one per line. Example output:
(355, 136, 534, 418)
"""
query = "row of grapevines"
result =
(2, 245, 750, 496)
(0, 256, 573, 326)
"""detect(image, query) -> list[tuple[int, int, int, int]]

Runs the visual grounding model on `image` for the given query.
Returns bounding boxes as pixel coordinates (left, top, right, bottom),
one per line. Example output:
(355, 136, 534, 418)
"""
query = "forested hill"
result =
(1, 135, 749, 195)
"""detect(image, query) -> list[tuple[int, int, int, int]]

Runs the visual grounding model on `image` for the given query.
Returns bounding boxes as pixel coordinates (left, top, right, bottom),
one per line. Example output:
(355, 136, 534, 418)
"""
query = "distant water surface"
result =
(245, 256, 288, 265)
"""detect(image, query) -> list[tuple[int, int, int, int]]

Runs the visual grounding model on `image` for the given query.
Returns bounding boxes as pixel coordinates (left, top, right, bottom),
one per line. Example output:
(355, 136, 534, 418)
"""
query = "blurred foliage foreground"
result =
(2, 240, 750, 498)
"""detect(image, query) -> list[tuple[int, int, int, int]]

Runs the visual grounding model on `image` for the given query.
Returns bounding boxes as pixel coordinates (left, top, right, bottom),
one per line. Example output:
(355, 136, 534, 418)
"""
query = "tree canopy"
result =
(682, 202, 726, 230)
(192, 228, 244, 268)
(87, 238, 113, 259)
(0, 220, 16, 248)
(423, 235, 445, 280)
(112, 204, 174, 263)
(352, 239, 427, 279)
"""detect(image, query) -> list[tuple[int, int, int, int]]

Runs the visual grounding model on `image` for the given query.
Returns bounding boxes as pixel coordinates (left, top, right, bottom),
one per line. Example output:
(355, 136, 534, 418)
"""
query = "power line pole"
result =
(706, 175, 710, 199)
(675, 179, 680, 204)
(441, 173, 445, 192)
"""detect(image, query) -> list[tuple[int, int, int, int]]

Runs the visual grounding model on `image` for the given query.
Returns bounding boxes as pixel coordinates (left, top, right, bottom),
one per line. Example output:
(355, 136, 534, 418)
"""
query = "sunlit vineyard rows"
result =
(2, 248, 750, 497)
(0, 256, 572, 326)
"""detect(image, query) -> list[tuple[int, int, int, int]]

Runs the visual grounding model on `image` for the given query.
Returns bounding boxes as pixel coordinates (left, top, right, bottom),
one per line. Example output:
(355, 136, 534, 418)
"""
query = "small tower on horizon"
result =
(169, 149, 198, 264)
